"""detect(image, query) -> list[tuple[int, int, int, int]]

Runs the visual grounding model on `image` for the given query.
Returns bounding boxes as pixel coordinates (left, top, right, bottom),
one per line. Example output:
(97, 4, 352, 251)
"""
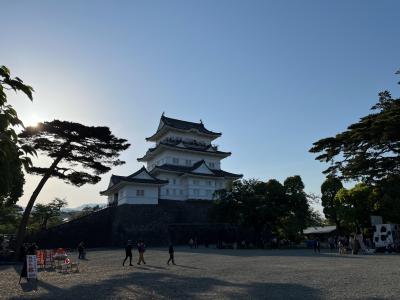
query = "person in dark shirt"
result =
(313, 237, 320, 254)
(167, 243, 175, 265)
(78, 241, 85, 259)
(123, 240, 133, 266)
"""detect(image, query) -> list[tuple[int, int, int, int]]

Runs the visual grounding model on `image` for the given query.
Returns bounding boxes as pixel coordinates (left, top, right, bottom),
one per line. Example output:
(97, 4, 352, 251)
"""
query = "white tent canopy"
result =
(303, 226, 337, 235)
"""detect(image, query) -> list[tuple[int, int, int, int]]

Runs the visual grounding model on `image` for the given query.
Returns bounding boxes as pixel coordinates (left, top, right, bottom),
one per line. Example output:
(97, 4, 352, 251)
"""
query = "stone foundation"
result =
(29, 201, 237, 248)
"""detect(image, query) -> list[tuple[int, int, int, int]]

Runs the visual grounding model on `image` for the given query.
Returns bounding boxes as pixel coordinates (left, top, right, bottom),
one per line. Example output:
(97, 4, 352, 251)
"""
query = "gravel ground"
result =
(0, 247, 399, 299)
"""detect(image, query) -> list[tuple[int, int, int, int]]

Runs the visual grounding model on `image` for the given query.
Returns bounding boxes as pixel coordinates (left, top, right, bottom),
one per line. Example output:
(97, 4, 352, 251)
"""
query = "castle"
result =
(101, 114, 242, 205)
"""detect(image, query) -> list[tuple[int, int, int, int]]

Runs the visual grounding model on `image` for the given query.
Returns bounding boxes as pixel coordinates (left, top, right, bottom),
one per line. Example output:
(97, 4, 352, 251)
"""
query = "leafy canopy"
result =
(14, 119, 130, 257)
(320, 176, 343, 229)
(19, 120, 131, 186)
(31, 198, 67, 230)
(212, 176, 320, 242)
(310, 71, 400, 183)
(0, 66, 35, 208)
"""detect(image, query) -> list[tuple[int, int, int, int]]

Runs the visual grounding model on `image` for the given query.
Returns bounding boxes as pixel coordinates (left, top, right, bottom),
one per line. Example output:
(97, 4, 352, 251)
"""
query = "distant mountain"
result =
(62, 203, 106, 212)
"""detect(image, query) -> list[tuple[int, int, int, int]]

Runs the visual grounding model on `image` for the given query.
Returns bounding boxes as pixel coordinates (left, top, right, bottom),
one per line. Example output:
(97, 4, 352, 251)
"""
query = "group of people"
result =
(188, 237, 198, 249)
(313, 234, 370, 255)
(123, 240, 176, 266)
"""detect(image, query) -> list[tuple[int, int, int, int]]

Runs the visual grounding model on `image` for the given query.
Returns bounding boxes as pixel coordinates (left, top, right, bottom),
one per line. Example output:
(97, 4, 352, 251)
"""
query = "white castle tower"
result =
(101, 114, 242, 205)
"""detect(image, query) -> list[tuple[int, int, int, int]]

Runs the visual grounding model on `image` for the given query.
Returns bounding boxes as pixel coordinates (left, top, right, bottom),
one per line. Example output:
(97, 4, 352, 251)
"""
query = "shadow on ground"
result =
(174, 248, 365, 259)
(10, 271, 322, 300)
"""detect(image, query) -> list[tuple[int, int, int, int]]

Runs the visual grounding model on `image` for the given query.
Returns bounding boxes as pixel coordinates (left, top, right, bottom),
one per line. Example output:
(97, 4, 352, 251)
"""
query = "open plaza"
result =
(1, 247, 399, 299)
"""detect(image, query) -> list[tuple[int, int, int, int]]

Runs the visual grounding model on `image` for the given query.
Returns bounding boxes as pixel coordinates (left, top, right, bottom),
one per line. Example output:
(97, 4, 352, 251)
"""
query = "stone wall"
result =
(29, 200, 234, 249)
(29, 206, 117, 249)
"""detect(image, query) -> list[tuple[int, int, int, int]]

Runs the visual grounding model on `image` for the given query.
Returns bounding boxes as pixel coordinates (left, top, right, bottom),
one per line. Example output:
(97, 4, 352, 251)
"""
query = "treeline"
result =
(211, 176, 322, 243)
(0, 198, 103, 235)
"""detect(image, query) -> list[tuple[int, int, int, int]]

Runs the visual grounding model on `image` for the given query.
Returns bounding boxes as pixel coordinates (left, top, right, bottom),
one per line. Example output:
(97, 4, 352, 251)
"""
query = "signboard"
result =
(45, 250, 53, 268)
(26, 255, 38, 279)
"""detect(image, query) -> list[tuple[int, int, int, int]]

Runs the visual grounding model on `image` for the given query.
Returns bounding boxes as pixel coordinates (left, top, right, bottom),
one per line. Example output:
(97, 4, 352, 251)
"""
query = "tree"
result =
(309, 71, 400, 183)
(0, 66, 35, 208)
(320, 176, 344, 231)
(278, 176, 314, 241)
(31, 198, 67, 230)
(212, 176, 316, 244)
(0, 204, 23, 234)
(15, 120, 130, 256)
(334, 183, 379, 231)
(283, 176, 309, 231)
(372, 175, 400, 224)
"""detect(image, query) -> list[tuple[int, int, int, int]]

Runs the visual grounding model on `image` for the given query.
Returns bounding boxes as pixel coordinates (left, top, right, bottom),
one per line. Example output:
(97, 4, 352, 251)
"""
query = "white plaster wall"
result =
(159, 173, 187, 200)
(147, 149, 222, 171)
(156, 171, 227, 201)
(117, 185, 159, 205)
(186, 177, 226, 200)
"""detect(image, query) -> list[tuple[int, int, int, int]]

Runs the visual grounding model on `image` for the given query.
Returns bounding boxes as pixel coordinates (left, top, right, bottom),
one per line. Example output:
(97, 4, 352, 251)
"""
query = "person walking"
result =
(123, 240, 133, 266)
(137, 240, 146, 265)
(78, 241, 85, 259)
(313, 238, 320, 254)
(167, 243, 176, 265)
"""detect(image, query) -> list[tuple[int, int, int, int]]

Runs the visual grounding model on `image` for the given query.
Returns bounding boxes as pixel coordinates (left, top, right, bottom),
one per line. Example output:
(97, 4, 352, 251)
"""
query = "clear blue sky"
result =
(1, 0, 399, 209)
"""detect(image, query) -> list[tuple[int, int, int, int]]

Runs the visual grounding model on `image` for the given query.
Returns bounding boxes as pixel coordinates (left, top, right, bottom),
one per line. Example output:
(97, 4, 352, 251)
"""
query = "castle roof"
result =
(151, 160, 243, 179)
(137, 140, 231, 162)
(146, 115, 222, 141)
(100, 167, 168, 195)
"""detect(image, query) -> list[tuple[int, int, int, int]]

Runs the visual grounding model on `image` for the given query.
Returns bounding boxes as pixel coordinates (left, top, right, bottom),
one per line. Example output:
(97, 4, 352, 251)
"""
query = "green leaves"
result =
(212, 176, 317, 242)
(30, 198, 68, 230)
(0, 65, 34, 101)
(310, 72, 400, 184)
(0, 66, 34, 208)
(19, 119, 130, 187)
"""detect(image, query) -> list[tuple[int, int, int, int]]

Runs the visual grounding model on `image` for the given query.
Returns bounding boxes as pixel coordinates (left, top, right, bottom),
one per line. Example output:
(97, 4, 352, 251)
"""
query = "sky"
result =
(1, 0, 399, 210)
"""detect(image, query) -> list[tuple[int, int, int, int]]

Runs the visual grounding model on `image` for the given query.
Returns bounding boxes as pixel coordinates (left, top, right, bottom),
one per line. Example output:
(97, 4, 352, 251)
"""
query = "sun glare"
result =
(24, 114, 42, 128)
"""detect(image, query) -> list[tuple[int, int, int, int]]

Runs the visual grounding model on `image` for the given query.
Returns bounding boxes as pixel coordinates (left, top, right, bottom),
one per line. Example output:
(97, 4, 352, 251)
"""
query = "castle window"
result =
(173, 189, 176, 195)
(180, 189, 184, 196)
(193, 189, 199, 196)
(173, 179, 176, 184)
(207, 180, 212, 186)
(172, 157, 179, 164)
(185, 159, 192, 166)
(193, 179, 199, 185)
(166, 189, 169, 195)
(209, 162, 215, 168)
(136, 189, 144, 196)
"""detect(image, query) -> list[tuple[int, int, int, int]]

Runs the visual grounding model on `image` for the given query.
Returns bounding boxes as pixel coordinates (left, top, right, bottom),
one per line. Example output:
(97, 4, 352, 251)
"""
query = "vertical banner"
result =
(45, 250, 53, 268)
(26, 255, 38, 279)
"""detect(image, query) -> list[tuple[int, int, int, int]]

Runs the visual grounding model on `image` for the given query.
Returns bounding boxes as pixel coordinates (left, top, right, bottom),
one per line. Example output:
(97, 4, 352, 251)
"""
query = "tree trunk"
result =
(14, 155, 64, 259)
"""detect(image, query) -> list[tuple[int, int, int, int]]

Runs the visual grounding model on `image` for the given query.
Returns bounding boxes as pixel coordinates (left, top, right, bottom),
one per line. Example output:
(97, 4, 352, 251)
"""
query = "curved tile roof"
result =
(146, 115, 221, 140)
(151, 160, 243, 179)
(100, 167, 168, 195)
(137, 141, 231, 161)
